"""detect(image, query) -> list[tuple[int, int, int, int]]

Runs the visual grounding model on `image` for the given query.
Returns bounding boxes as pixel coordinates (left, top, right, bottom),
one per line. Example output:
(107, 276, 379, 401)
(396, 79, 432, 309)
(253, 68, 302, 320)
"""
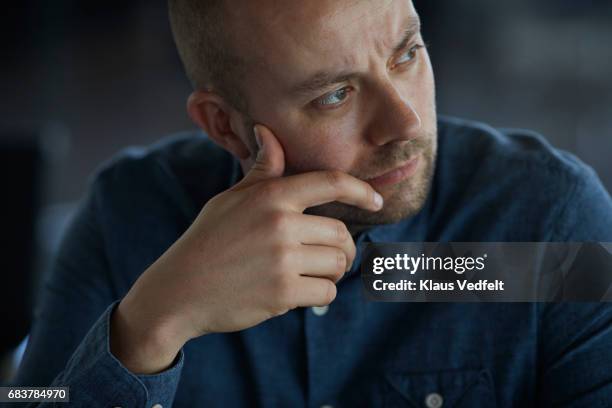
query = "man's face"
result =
(226, 0, 437, 226)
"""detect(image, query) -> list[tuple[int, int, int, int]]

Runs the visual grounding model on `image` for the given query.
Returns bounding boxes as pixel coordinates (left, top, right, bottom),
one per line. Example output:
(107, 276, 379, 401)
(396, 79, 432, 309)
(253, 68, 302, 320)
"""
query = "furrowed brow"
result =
(289, 16, 422, 97)
(290, 71, 357, 97)
(392, 16, 422, 55)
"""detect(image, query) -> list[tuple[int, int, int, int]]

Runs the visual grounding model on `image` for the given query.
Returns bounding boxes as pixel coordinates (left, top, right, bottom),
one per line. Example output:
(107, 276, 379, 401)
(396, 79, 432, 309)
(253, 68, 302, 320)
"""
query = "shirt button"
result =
(424, 392, 444, 408)
(311, 305, 329, 316)
(152, 404, 163, 408)
(320, 405, 334, 408)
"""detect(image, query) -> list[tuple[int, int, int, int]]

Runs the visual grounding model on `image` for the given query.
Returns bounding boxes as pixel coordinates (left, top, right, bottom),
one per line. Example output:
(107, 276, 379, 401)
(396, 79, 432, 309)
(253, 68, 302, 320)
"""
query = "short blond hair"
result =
(168, 0, 248, 112)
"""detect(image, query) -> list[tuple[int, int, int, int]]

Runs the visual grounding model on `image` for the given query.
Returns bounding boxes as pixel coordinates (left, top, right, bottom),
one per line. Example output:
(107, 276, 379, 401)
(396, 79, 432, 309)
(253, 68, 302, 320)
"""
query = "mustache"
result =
(354, 135, 433, 180)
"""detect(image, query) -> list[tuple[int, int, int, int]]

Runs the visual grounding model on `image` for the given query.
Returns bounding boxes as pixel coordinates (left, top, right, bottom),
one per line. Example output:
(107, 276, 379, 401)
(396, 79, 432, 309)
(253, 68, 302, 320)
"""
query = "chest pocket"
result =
(382, 368, 497, 408)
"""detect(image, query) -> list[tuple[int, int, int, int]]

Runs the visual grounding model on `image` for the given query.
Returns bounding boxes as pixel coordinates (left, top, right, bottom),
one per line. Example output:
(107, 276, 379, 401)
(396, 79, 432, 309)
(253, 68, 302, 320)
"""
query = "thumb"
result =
(236, 124, 286, 188)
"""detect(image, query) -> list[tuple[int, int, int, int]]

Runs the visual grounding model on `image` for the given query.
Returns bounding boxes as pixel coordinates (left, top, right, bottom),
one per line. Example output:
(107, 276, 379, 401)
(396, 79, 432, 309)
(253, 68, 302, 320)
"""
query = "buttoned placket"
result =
(303, 232, 370, 408)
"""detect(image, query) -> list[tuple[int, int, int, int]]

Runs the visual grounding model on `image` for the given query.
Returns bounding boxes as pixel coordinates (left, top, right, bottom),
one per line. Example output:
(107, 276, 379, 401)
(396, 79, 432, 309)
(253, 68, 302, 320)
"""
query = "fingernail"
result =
(254, 125, 262, 148)
(374, 192, 384, 209)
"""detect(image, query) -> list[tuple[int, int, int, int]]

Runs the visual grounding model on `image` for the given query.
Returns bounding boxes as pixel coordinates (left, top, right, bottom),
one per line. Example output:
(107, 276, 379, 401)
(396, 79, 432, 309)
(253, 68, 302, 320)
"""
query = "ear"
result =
(187, 90, 252, 160)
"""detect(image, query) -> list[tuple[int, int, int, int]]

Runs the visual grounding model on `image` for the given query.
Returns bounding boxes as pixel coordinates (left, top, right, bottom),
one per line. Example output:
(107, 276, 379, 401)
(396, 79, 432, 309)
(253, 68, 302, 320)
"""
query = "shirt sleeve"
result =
(10, 179, 185, 408)
(48, 301, 184, 408)
(537, 163, 612, 406)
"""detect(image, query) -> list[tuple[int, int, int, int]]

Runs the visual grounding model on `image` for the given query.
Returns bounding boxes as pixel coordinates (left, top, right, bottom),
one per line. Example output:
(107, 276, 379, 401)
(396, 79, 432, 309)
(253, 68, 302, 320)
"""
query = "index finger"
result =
(279, 170, 384, 212)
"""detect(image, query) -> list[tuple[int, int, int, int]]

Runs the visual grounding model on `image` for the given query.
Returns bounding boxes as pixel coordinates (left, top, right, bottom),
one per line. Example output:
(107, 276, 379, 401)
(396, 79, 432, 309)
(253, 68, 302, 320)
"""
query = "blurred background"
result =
(1, 0, 611, 381)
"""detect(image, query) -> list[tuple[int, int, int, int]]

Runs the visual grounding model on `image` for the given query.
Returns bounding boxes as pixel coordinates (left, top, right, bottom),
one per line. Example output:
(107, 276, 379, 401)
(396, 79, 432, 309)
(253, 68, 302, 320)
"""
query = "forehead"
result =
(224, 0, 418, 91)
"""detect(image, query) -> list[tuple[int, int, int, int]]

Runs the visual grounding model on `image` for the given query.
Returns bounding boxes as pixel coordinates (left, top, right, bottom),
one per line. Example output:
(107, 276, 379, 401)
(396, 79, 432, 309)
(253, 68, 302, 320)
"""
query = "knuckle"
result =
(333, 269, 345, 283)
(335, 249, 347, 272)
(274, 275, 296, 308)
(348, 241, 357, 263)
(325, 280, 337, 304)
(268, 211, 291, 234)
(334, 221, 349, 242)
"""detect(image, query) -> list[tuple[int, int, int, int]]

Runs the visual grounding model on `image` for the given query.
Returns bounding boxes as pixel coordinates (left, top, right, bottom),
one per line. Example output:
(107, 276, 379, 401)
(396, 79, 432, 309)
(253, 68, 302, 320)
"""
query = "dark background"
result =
(2, 1, 612, 205)
(1, 0, 611, 380)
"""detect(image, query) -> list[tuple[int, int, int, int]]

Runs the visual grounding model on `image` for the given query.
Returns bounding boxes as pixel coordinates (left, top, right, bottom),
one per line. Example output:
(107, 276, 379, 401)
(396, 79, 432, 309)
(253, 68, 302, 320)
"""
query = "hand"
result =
(110, 124, 383, 373)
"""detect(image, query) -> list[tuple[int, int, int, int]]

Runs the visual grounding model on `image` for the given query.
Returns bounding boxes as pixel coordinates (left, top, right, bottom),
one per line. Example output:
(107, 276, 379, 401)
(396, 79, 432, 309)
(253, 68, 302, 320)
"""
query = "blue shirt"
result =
(11, 116, 612, 407)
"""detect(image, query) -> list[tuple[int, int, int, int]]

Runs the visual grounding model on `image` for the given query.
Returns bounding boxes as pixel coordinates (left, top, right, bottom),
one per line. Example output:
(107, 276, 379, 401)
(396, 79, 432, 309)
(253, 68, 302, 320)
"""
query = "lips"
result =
(365, 155, 421, 188)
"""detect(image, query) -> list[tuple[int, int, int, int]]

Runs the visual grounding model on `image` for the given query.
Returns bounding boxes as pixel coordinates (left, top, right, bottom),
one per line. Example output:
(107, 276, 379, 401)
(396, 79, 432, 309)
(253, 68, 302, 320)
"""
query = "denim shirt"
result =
(10, 116, 612, 407)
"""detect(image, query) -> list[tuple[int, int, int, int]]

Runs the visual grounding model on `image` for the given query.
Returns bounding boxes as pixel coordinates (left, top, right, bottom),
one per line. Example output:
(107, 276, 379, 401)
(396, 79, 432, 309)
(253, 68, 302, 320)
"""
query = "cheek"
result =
(416, 55, 436, 116)
(281, 119, 362, 174)
(395, 64, 436, 132)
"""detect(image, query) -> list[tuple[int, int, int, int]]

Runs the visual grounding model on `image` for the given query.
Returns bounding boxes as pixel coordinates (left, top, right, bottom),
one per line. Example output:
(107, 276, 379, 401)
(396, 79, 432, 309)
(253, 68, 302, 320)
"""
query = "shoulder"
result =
(437, 115, 586, 177)
(72, 130, 237, 288)
(91, 130, 230, 190)
(87, 130, 235, 220)
(432, 116, 612, 241)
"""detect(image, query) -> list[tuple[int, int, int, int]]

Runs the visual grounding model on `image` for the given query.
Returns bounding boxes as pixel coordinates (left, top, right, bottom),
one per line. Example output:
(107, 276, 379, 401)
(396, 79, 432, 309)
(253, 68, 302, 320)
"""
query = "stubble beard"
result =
(303, 127, 438, 228)
(240, 115, 438, 228)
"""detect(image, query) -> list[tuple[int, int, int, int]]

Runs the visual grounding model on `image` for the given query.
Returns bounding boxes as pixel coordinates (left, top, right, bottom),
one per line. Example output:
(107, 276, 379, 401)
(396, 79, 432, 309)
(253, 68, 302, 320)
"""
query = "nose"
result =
(365, 81, 422, 146)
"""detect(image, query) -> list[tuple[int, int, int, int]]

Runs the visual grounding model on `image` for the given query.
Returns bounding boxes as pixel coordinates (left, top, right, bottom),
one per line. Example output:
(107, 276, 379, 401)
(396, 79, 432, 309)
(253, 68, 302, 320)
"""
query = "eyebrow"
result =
(392, 16, 422, 55)
(290, 71, 357, 97)
(289, 16, 422, 97)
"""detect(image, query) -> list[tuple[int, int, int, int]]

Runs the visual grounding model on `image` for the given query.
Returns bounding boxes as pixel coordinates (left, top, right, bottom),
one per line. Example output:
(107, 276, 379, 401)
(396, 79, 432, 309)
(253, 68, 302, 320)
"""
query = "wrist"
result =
(110, 297, 186, 375)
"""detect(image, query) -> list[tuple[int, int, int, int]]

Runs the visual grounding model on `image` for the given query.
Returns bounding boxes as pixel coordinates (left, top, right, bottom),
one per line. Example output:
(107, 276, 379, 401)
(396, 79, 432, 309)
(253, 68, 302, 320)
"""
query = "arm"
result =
(537, 165, 612, 406)
(11, 180, 183, 407)
(12, 124, 382, 405)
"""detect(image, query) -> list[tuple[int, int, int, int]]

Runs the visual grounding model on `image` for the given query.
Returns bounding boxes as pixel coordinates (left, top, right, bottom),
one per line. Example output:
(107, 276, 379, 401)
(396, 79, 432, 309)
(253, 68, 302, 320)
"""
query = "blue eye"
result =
(315, 87, 352, 108)
(395, 44, 423, 66)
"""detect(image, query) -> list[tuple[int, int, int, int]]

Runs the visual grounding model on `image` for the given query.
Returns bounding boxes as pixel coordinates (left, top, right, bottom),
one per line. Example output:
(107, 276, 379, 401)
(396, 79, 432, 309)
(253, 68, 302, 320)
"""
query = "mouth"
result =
(365, 154, 421, 188)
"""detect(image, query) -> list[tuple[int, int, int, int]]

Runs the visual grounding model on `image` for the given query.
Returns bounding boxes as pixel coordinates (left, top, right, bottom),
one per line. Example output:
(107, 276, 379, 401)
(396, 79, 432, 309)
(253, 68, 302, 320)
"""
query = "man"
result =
(13, 0, 612, 407)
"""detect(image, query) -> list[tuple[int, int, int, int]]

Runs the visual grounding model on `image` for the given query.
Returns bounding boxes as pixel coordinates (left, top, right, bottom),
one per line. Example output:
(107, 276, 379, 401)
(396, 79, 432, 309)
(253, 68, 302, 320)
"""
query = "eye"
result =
(393, 44, 424, 68)
(313, 86, 353, 109)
